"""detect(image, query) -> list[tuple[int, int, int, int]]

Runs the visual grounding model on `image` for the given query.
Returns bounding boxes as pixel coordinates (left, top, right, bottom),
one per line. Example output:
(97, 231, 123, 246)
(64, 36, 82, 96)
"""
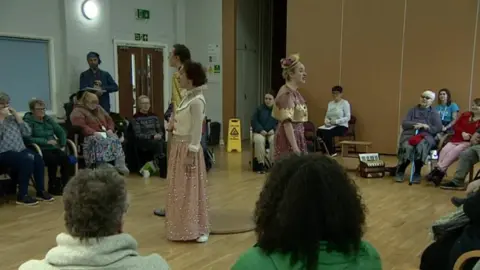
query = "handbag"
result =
(431, 205, 470, 240)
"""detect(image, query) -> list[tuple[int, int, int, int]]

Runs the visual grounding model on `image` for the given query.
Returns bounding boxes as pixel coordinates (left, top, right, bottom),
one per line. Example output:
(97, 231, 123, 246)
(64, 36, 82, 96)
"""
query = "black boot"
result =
(431, 170, 446, 187)
(414, 160, 424, 176)
(48, 177, 63, 196)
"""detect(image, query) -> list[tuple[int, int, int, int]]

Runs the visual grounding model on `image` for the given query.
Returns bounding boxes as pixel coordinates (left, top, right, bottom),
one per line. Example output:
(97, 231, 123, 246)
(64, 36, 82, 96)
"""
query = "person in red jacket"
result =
(70, 91, 129, 175)
(427, 98, 480, 185)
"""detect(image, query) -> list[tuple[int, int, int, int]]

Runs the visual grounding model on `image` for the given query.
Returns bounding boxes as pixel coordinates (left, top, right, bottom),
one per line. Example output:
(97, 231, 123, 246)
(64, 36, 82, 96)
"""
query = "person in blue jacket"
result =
(79, 52, 118, 112)
(251, 92, 278, 173)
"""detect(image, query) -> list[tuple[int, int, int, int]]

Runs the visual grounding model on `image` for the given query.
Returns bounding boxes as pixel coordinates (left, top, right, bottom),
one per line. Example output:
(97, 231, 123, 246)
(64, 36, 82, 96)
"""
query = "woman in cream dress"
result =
(165, 60, 209, 243)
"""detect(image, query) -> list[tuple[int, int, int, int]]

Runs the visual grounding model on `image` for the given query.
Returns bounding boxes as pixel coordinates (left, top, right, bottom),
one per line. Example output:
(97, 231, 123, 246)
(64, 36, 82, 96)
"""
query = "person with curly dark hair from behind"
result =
(231, 154, 382, 270)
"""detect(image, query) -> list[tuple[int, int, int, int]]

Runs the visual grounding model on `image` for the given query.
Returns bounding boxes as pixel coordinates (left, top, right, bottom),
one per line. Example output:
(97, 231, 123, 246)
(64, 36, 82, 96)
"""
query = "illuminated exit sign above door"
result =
(136, 9, 150, 20)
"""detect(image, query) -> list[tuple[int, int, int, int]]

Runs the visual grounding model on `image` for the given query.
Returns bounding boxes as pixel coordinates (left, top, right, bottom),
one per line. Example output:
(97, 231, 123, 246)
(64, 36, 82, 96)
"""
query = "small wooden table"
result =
(339, 140, 372, 157)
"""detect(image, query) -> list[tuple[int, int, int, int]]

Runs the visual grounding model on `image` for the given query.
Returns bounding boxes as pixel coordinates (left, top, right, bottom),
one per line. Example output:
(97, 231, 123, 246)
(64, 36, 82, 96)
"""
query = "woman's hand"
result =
(466, 180, 480, 195)
(93, 132, 105, 138)
(107, 130, 115, 137)
(462, 132, 472, 141)
(325, 119, 331, 126)
(413, 123, 423, 130)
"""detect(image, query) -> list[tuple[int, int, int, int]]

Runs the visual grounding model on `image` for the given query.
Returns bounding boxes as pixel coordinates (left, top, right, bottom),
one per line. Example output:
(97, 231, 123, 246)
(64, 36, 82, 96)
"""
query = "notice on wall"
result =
(207, 44, 221, 82)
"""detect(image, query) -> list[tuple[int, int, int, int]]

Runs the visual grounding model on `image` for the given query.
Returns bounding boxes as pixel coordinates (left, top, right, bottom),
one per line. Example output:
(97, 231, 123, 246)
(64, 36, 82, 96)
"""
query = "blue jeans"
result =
(0, 149, 45, 198)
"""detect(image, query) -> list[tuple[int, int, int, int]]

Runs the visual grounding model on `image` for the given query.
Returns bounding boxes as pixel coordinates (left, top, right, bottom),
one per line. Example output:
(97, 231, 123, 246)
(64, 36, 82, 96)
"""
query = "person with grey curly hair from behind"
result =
(19, 169, 170, 270)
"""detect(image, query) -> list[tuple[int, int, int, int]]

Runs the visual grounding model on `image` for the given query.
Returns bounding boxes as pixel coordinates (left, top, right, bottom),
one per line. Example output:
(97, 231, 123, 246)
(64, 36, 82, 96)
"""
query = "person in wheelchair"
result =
(23, 99, 71, 195)
(131, 95, 165, 162)
(70, 91, 129, 175)
(251, 92, 277, 173)
(0, 92, 54, 205)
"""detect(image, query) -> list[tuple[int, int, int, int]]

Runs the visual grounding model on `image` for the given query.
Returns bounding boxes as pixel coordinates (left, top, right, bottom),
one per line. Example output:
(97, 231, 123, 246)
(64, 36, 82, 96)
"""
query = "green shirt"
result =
(231, 241, 381, 270)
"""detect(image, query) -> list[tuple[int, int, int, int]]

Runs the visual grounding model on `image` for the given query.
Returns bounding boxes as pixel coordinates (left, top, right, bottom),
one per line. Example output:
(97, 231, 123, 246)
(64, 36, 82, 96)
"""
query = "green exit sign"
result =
(136, 9, 150, 20)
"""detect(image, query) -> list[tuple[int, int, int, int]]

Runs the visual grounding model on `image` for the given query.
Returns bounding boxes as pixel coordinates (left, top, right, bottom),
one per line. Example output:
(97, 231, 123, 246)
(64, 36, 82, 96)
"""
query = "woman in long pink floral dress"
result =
(272, 54, 309, 160)
(165, 61, 209, 243)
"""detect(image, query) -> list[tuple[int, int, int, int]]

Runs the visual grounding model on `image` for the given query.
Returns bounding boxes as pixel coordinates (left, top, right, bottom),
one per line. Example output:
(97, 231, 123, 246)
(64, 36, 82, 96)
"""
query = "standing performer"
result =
(165, 60, 209, 243)
(154, 44, 191, 217)
(272, 53, 308, 160)
(164, 44, 191, 122)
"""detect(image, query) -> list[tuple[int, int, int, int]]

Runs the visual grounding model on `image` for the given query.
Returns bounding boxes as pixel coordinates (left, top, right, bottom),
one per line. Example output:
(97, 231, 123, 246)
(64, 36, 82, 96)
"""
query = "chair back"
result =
(346, 115, 356, 135)
(303, 121, 316, 140)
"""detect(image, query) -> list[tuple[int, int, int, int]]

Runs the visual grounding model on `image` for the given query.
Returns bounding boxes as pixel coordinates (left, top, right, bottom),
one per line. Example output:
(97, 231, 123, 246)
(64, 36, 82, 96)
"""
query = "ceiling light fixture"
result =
(82, 0, 98, 20)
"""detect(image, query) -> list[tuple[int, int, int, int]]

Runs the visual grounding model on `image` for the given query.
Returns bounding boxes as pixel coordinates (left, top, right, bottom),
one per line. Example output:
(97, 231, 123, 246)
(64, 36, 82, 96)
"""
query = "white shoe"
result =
(196, 234, 209, 243)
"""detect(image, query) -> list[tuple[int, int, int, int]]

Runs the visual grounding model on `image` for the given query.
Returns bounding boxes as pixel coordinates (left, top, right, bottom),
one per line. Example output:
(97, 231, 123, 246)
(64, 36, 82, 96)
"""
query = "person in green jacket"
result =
(231, 154, 382, 270)
(23, 99, 70, 195)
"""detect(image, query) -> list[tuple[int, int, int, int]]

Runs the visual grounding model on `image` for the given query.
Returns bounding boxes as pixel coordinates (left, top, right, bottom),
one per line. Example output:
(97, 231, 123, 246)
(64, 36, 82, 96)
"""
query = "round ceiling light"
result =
(82, 0, 98, 20)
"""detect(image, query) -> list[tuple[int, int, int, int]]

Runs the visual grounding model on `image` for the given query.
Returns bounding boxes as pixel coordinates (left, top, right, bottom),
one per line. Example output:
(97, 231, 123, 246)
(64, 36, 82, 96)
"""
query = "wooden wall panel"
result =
(400, 0, 477, 118)
(287, 0, 479, 154)
(340, 0, 405, 154)
(286, 0, 343, 126)
(471, 2, 480, 104)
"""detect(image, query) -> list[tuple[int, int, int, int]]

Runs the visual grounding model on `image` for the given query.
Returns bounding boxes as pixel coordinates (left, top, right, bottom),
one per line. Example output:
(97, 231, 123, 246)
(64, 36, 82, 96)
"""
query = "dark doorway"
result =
(270, 0, 287, 94)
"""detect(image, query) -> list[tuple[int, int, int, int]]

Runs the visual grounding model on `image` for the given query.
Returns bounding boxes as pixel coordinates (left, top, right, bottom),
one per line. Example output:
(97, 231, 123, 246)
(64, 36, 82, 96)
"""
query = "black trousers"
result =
(137, 139, 164, 155)
(317, 126, 348, 154)
(42, 148, 70, 187)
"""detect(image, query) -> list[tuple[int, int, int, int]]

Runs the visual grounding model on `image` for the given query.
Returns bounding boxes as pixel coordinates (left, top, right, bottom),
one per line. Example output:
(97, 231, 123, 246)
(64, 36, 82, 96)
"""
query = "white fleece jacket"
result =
(19, 233, 170, 270)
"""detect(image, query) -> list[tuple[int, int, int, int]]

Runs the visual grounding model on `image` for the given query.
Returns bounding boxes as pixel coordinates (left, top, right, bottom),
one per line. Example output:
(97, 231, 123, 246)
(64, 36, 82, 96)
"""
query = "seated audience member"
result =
(317, 85, 351, 156)
(420, 188, 480, 270)
(435, 88, 460, 138)
(231, 154, 382, 270)
(131, 95, 165, 161)
(427, 98, 480, 186)
(23, 99, 71, 195)
(440, 129, 480, 190)
(251, 92, 277, 172)
(451, 179, 480, 207)
(0, 92, 53, 205)
(396, 90, 442, 183)
(19, 169, 170, 270)
(70, 91, 129, 175)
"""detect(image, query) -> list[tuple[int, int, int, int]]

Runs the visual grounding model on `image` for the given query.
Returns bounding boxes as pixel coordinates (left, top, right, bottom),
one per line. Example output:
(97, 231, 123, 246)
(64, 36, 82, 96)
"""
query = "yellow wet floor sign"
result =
(227, 118, 242, 152)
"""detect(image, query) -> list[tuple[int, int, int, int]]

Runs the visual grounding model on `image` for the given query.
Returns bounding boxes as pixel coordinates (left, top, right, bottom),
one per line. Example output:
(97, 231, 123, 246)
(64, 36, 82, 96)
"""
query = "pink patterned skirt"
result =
(274, 122, 307, 161)
(165, 135, 209, 241)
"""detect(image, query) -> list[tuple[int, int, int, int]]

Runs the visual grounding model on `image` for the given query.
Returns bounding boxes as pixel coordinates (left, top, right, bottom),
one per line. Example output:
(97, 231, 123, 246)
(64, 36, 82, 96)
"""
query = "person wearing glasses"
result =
(23, 99, 71, 195)
(395, 90, 442, 183)
(0, 92, 54, 205)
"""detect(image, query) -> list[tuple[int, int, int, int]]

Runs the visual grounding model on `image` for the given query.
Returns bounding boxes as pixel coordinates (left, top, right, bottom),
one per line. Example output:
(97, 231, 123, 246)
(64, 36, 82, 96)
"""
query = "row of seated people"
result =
(251, 86, 352, 173)
(396, 89, 480, 189)
(0, 90, 167, 206)
(420, 178, 480, 270)
(19, 152, 383, 269)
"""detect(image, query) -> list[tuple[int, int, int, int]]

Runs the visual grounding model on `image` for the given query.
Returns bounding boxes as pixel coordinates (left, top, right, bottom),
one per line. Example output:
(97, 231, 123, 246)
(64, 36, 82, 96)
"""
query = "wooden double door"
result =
(117, 46, 164, 119)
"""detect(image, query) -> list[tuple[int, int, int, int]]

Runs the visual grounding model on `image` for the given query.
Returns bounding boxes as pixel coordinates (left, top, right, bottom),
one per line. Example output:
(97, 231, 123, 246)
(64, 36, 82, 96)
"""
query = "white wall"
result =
(0, 0, 66, 113)
(185, 0, 223, 125)
(0, 0, 185, 116)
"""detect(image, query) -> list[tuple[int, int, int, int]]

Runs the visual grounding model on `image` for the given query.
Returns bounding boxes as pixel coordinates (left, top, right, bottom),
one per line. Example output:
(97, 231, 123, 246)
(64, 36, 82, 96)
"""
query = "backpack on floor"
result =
(209, 122, 221, 146)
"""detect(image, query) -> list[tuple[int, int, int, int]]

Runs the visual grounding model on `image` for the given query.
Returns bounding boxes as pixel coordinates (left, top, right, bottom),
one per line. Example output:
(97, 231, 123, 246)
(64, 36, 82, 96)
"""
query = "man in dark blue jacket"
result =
(251, 92, 277, 173)
(79, 52, 118, 112)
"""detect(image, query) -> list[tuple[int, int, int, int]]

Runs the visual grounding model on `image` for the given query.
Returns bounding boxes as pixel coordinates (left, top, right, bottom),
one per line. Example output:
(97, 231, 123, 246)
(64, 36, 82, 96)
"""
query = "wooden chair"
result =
(454, 250, 480, 270)
(334, 115, 357, 153)
(304, 121, 328, 154)
(25, 140, 78, 187)
(249, 127, 272, 171)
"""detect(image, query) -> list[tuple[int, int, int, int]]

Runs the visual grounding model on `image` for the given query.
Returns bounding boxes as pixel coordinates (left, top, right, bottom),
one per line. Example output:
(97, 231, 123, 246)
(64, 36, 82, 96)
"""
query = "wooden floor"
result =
(0, 149, 473, 270)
